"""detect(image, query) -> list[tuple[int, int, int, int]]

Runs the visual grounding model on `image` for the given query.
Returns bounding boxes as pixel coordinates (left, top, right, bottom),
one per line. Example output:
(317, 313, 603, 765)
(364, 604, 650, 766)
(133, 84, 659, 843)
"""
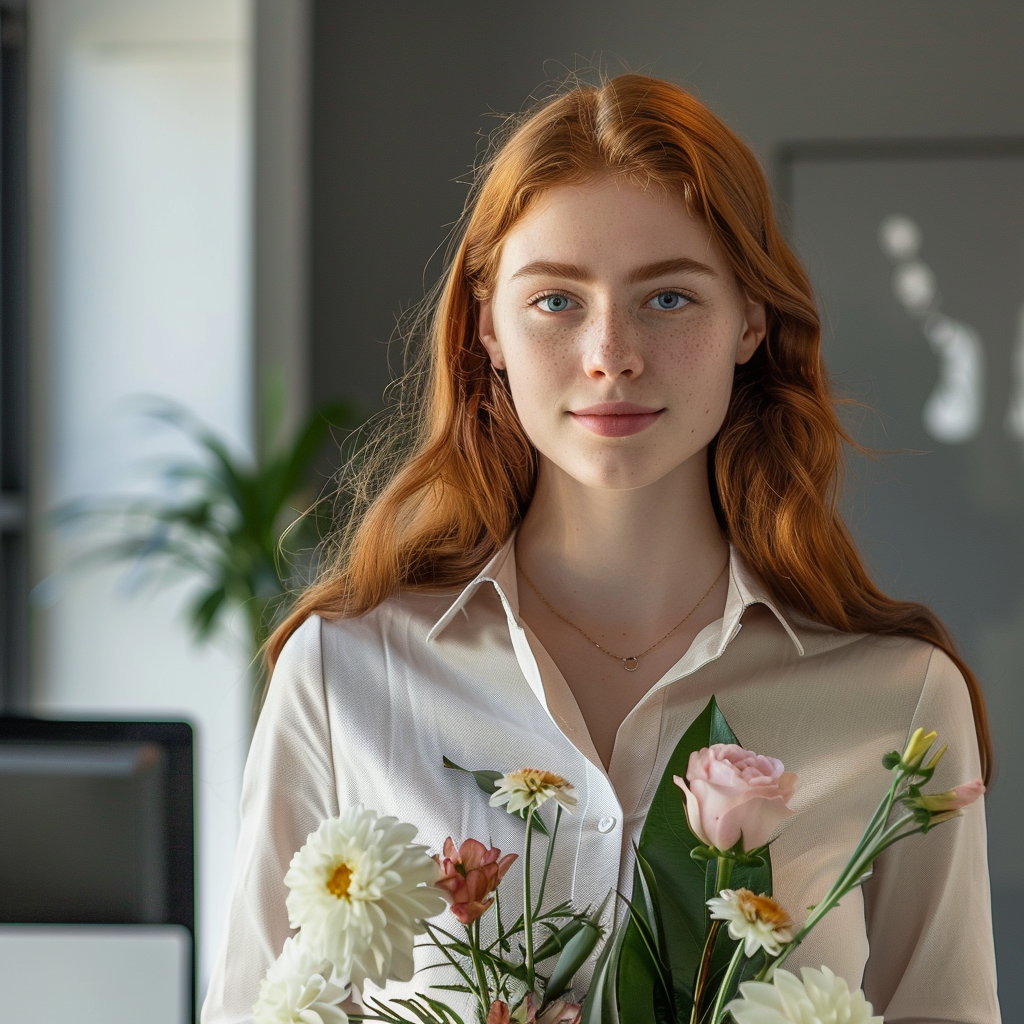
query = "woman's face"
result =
(477, 176, 766, 492)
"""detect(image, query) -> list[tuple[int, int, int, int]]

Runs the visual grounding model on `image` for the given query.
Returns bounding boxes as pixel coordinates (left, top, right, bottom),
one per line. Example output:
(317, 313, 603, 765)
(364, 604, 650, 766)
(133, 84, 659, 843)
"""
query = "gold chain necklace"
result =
(518, 559, 728, 672)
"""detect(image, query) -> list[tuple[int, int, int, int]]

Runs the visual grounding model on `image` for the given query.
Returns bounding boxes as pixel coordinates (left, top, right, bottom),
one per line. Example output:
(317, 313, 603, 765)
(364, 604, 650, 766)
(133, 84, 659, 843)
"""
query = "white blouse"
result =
(202, 535, 1001, 1023)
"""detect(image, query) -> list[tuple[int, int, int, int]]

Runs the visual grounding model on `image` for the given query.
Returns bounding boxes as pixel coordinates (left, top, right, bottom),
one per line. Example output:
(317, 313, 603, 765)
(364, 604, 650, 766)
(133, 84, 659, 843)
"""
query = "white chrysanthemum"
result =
(283, 805, 446, 987)
(489, 769, 577, 815)
(254, 937, 350, 1024)
(707, 888, 796, 957)
(726, 966, 883, 1024)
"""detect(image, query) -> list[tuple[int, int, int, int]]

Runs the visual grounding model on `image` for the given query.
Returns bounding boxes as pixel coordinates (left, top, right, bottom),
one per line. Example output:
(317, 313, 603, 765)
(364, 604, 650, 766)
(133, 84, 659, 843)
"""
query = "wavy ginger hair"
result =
(270, 74, 992, 783)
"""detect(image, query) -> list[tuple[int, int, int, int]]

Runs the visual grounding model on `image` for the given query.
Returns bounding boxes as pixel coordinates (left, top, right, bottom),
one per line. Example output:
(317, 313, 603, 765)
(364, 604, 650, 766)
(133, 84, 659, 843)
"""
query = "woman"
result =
(203, 75, 1000, 1022)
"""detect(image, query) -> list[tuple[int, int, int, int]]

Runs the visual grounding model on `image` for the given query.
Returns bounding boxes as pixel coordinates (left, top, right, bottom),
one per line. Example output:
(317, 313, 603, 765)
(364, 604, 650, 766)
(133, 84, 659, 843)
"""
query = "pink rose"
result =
(673, 743, 798, 851)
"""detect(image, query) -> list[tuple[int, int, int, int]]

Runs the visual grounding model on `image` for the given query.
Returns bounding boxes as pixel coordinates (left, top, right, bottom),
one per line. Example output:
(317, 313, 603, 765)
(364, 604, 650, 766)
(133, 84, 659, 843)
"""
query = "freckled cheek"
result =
(657, 322, 737, 391)
(502, 317, 578, 381)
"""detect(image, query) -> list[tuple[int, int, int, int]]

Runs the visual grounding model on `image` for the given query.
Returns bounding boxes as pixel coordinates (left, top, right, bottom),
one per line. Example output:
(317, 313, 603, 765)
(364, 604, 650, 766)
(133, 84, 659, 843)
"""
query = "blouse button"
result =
(597, 816, 617, 834)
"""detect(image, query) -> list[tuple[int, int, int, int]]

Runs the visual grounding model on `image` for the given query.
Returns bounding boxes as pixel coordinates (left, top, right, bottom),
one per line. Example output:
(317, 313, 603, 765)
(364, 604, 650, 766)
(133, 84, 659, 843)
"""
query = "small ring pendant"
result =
(623, 657, 640, 672)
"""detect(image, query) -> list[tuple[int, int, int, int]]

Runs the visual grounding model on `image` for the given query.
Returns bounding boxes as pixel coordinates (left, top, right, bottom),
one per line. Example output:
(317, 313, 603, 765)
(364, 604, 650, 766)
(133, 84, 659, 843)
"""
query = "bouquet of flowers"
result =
(254, 697, 984, 1024)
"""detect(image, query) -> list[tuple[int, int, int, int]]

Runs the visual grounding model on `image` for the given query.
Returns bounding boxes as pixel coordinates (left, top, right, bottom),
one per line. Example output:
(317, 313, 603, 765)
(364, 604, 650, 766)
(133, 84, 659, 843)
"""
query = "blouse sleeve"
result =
(861, 646, 1001, 1023)
(201, 615, 339, 1024)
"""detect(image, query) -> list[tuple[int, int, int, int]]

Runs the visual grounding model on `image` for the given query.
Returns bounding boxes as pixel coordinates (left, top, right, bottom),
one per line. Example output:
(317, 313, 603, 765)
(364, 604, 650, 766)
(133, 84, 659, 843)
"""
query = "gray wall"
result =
(307, 1, 1024, 1011)
(308, 1, 1024, 412)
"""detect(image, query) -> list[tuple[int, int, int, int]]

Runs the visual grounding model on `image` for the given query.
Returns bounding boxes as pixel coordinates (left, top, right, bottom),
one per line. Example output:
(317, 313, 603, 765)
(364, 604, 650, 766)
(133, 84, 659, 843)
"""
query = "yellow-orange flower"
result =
(707, 888, 796, 957)
(489, 768, 577, 815)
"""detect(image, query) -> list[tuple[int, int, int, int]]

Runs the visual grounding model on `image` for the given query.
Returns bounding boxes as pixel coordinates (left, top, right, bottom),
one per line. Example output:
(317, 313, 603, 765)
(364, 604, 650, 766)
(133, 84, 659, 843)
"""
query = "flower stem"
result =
(425, 921, 482, 991)
(690, 921, 722, 1024)
(709, 939, 746, 1024)
(469, 920, 491, 1016)
(534, 804, 562, 916)
(767, 805, 923, 980)
(690, 857, 734, 1023)
(524, 805, 537, 994)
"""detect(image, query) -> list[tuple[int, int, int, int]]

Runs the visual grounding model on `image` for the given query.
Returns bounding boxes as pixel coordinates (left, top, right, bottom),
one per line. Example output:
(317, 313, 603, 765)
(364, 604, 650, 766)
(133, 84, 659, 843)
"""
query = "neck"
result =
(515, 451, 729, 631)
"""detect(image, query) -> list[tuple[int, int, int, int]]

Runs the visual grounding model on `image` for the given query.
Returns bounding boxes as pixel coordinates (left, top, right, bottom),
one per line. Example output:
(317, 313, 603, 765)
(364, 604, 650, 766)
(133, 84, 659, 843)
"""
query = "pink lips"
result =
(569, 401, 664, 437)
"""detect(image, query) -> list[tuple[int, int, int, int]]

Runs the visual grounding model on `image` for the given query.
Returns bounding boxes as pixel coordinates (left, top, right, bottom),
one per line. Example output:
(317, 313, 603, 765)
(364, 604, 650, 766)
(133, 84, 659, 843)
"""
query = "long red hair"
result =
(270, 74, 992, 783)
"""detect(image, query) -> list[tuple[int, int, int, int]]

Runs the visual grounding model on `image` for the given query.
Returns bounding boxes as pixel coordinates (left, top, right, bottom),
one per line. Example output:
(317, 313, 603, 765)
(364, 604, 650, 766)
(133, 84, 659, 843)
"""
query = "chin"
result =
(564, 455, 670, 491)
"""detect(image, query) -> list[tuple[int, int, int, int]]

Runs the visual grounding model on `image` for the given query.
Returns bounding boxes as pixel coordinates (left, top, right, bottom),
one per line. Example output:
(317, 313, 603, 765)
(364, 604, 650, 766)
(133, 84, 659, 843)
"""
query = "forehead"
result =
(496, 176, 725, 279)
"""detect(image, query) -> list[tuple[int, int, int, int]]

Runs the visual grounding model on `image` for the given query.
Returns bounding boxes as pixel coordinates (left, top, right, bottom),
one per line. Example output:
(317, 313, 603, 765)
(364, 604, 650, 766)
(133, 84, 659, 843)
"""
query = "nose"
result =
(581, 304, 645, 380)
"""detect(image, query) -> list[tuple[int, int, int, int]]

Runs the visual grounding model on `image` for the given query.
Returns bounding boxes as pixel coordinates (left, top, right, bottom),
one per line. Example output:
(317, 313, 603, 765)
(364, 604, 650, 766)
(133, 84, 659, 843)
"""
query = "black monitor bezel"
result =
(0, 716, 195, 1016)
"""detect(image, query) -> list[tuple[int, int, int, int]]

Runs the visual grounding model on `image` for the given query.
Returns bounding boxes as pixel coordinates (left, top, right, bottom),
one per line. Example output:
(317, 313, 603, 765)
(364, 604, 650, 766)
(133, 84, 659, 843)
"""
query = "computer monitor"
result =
(0, 718, 194, 1023)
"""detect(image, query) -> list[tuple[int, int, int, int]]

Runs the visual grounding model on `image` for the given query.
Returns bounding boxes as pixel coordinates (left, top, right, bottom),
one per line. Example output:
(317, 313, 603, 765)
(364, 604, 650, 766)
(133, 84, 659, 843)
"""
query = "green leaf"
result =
(51, 395, 370, 669)
(533, 917, 586, 962)
(544, 897, 608, 1004)
(422, 996, 468, 1024)
(276, 399, 361, 499)
(393, 998, 459, 1024)
(579, 902, 629, 1024)
(634, 848, 671, 972)
(442, 755, 503, 793)
(617, 892, 672, 1006)
(190, 586, 228, 637)
(616, 696, 773, 1023)
(616, 849, 675, 1024)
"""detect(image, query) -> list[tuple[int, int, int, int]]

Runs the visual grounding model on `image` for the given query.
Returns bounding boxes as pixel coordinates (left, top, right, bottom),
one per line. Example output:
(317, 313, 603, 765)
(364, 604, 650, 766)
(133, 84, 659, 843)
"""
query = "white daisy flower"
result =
(254, 936, 350, 1024)
(726, 965, 883, 1024)
(283, 805, 446, 987)
(488, 769, 577, 815)
(706, 888, 796, 958)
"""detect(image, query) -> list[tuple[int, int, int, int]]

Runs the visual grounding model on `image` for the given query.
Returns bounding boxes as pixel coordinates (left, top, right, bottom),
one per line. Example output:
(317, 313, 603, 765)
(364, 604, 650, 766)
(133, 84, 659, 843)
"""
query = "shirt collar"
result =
(426, 531, 805, 657)
(426, 534, 520, 642)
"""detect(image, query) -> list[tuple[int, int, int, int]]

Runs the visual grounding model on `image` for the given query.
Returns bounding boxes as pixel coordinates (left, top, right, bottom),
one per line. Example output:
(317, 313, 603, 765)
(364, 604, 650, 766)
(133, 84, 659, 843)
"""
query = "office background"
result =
(5, 0, 1023, 1015)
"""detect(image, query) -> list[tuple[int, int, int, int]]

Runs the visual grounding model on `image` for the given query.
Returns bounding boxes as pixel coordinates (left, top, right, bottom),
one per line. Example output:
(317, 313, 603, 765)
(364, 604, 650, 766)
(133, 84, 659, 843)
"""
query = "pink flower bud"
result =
(505, 994, 581, 1024)
(487, 1001, 511, 1024)
(920, 776, 985, 813)
(536, 999, 582, 1023)
(674, 743, 798, 852)
(434, 837, 517, 925)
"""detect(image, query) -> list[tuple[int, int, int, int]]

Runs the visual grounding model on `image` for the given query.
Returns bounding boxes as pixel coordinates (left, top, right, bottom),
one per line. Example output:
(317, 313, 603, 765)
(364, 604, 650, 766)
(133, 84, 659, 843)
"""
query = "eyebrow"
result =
(508, 256, 718, 284)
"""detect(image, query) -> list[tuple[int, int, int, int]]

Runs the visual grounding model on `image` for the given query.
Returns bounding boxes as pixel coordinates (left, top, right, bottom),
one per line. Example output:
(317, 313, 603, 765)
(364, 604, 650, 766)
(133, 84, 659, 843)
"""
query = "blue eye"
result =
(648, 291, 690, 310)
(536, 294, 574, 312)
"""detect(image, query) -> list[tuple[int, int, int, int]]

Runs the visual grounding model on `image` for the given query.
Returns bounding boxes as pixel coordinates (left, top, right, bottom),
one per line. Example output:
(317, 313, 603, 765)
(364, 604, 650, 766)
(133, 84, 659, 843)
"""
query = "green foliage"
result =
(543, 897, 608, 1004)
(352, 993, 468, 1024)
(614, 697, 773, 1024)
(55, 397, 364, 667)
(578, 904, 628, 1024)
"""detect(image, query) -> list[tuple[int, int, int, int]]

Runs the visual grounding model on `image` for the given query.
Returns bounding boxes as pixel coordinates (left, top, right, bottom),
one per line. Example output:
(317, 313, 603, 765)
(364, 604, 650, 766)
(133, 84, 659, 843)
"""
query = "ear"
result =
(477, 299, 506, 370)
(736, 295, 767, 365)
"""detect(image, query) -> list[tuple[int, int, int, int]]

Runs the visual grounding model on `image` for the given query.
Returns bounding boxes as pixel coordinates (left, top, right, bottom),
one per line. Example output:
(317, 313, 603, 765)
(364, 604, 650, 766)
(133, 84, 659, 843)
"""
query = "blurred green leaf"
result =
(54, 397, 366, 684)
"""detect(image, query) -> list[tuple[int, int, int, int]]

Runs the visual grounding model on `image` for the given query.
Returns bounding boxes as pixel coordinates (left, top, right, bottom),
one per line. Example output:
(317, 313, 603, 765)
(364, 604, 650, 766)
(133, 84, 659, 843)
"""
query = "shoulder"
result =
(262, 615, 327, 729)
(787, 609, 937, 671)
(779, 610, 972, 713)
(746, 617, 982, 786)
(274, 612, 323, 675)
(277, 588, 463, 681)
